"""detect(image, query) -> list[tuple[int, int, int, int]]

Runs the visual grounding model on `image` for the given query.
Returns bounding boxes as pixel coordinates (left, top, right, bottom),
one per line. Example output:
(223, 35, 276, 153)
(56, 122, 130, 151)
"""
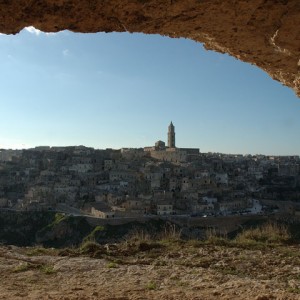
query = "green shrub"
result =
(146, 281, 157, 290)
(79, 240, 106, 258)
(107, 262, 118, 268)
(53, 213, 66, 224)
(40, 264, 56, 275)
(13, 262, 31, 273)
(26, 247, 57, 257)
(83, 225, 105, 243)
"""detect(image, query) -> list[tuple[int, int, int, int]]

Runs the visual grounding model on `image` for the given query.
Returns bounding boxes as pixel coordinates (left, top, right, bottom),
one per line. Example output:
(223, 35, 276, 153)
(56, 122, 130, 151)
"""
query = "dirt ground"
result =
(1, 243, 300, 300)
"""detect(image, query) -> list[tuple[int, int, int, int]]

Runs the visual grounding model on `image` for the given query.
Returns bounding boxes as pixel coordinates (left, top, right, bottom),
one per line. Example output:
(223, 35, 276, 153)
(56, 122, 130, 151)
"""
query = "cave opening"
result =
(0, 27, 299, 155)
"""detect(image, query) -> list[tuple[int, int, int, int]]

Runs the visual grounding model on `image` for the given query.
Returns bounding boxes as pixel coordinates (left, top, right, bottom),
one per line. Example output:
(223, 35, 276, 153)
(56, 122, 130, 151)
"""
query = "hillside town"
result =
(0, 123, 300, 219)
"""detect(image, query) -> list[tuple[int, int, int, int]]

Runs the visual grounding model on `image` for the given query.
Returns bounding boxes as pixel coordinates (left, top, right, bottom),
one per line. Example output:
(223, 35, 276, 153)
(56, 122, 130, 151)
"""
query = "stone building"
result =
(168, 121, 175, 148)
(144, 122, 199, 163)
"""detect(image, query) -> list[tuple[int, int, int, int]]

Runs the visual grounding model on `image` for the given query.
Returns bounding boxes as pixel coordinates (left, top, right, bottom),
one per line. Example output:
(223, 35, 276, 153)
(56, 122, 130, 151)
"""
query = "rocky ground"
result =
(1, 239, 300, 300)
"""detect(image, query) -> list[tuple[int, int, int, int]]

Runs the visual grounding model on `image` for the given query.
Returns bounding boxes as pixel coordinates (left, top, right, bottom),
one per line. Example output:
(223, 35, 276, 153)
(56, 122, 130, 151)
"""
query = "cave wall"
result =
(0, 0, 299, 96)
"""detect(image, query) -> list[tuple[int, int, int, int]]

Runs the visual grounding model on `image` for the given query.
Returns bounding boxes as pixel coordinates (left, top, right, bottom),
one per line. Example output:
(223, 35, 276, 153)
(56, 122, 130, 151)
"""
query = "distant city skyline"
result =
(0, 28, 299, 155)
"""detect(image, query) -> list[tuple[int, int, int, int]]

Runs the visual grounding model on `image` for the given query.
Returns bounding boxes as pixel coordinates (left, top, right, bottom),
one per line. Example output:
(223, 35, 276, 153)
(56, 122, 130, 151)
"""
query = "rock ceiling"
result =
(0, 0, 299, 96)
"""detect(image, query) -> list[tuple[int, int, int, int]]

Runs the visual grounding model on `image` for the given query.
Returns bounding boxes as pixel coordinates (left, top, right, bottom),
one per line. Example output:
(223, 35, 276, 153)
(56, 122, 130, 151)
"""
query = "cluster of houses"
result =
(0, 145, 300, 219)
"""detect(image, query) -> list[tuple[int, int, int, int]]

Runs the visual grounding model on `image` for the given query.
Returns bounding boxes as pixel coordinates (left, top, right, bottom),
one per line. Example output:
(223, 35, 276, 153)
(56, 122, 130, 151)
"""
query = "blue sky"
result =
(0, 27, 299, 155)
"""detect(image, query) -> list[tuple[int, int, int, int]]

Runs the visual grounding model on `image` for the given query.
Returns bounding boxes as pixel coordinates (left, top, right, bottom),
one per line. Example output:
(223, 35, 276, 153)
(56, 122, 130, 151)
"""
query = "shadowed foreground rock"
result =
(0, 0, 299, 96)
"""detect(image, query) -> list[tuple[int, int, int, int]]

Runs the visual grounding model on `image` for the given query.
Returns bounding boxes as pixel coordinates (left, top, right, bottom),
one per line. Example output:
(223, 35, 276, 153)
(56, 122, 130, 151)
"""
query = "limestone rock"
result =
(0, 0, 299, 96)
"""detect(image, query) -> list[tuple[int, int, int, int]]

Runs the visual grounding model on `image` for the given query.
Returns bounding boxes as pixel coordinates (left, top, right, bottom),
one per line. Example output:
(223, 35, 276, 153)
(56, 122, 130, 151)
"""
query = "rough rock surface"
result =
(0, 0, 299, 96)
(1, 243, 300, 299)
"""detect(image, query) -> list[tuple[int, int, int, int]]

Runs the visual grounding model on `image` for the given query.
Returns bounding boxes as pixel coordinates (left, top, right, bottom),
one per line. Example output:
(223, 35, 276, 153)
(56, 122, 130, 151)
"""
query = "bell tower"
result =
(168, 121, 175, 148)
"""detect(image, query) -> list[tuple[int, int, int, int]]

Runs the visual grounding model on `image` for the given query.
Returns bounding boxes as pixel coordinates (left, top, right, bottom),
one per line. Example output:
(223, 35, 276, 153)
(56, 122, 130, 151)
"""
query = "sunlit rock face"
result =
(0, 0, 299, 96)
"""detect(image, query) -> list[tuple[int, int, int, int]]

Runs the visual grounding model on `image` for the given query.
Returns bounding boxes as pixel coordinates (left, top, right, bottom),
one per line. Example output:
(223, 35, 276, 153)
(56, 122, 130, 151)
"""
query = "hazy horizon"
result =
(1, 144, 299, 157)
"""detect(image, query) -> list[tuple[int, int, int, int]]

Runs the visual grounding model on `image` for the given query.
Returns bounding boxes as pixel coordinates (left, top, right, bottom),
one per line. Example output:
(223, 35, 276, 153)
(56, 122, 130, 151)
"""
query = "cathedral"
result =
(144, 122, 200, 163)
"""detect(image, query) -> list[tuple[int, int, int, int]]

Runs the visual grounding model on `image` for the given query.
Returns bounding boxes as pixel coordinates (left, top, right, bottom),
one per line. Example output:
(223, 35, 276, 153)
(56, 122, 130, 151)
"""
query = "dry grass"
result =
(235, 222, 291, 245)
(202, 222, 291, 249)
(22, 221, 294, 261)
(4, 221, 300, 299)
(12, 261, 56, 275)
(79, 240, 106, 258)
(160, 223, 182, 241)
(204, 227, 229, 246)
(125, 228, 152, 244)
(13, 262, 32, 273)
(26, 247, 58, 257)
(40, 264, 56, 275)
